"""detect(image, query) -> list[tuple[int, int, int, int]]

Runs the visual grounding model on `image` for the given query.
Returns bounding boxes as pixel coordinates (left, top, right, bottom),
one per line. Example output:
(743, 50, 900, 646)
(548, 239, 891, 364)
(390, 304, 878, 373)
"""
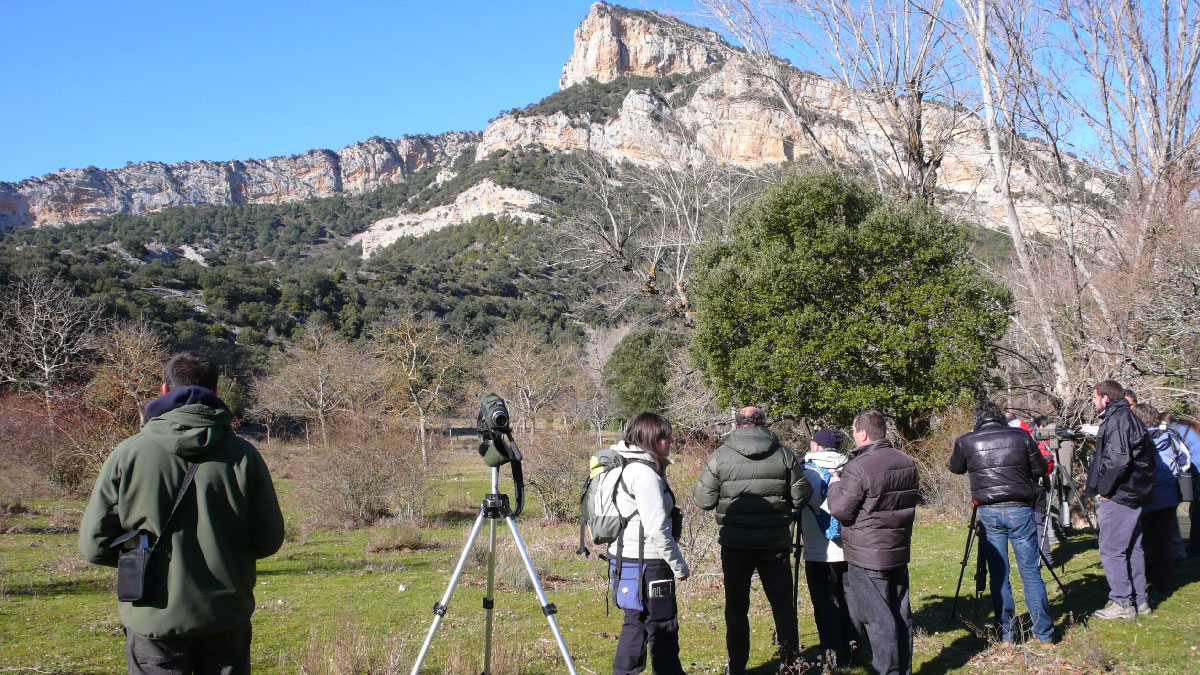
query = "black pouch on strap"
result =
(116, 546, 149, 602)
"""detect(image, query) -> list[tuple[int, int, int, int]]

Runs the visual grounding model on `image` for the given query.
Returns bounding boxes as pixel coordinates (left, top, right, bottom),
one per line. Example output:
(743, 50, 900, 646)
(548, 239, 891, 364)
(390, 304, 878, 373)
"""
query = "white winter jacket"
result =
(603, 441, 690, 578)
(800, 450, 849, 563)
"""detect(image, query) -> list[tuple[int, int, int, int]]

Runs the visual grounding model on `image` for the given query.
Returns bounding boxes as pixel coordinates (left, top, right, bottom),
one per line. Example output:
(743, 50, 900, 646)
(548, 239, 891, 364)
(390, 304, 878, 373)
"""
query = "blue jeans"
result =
(977, 505, 1054, 642)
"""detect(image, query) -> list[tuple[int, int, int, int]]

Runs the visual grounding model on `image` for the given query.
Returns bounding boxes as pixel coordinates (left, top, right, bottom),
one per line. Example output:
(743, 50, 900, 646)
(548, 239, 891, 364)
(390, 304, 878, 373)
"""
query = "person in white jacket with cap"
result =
(607, 412, 690, 675)
(801, 428, 858, 669)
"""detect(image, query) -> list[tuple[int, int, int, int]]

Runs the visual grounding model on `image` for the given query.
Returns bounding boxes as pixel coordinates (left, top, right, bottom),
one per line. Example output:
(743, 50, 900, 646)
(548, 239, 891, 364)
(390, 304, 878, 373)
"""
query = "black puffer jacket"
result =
(1085, 399, 1156, 507)
(949, 416, 1047, 506)
(827, 439, 919, 571)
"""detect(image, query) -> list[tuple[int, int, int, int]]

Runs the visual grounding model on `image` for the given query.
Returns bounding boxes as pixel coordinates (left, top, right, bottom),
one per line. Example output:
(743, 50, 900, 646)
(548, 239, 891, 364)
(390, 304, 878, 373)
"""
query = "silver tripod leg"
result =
(409, 509, 488, 675)
(504, 516, 579, 675)
(483, 516, 498, 674)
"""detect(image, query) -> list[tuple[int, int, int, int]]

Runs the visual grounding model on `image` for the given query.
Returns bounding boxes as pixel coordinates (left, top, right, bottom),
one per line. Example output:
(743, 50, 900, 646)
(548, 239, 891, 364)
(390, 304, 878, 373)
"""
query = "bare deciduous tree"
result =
(481, 325, 579, 437)
(87, 319, 168, 427)
(370, 308, 469, 463)
(255, 322, 383, 445)
(0, 273, 106, 407)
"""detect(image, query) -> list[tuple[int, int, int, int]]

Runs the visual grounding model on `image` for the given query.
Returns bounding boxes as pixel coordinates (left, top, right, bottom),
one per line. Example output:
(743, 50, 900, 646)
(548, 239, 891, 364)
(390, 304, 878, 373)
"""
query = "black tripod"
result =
(950, 504, 1065, 626)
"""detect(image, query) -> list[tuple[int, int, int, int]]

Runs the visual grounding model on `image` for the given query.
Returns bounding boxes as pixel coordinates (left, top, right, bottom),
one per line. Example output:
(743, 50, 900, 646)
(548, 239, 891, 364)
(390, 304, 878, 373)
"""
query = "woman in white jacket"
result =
(800, 428, 857, 668)
(608, 412, 690, 675)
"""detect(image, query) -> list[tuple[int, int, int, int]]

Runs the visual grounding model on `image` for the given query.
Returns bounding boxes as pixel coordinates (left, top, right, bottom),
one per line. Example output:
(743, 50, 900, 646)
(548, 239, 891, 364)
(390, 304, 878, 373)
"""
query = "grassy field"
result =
(2, 441, 1198, 674)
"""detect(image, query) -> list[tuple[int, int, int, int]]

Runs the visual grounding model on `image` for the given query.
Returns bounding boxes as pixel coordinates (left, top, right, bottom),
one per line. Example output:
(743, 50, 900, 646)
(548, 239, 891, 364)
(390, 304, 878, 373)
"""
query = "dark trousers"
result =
(1141, 506, 1178, 590)
(720, 547, 798, 674)
(1097, 499, 1147, 607)
(614, 560, 683, 675)
(845, 564, 912, 675)
(124, 623, 251, 675)
(805, 560, 856, 667)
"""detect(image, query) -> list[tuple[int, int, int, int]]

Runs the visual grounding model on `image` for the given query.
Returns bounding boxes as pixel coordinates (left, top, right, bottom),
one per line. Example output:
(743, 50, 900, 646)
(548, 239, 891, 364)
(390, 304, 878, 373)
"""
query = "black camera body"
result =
(477, 393, 521, 468)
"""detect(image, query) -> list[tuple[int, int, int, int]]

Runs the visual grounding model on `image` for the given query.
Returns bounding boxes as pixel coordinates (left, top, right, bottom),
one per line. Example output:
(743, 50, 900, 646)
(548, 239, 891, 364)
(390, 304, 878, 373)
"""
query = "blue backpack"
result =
(805, 463, 841, 541)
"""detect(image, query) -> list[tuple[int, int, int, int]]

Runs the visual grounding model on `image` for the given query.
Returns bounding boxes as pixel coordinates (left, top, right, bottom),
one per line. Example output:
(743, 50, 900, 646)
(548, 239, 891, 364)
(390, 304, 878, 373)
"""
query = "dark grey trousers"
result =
(845, 564, 912, 675)
(1097, 499, 1147, 607)
(124, 623, 251, 675)
(720, 547, 798, 674)
(805, 560, 857, 667)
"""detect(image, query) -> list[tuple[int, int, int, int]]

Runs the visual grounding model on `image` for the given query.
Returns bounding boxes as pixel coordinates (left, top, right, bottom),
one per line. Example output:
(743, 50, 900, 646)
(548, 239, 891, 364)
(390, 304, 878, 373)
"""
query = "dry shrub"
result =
(442, 639, 552, 674)
(0, 391, 126, 496)
(295, 617, 406, 675)
(908, 404, 973, 511)
(521, 430, 594, 521)
(299, 421, 444, 529)
(365, 523, 437, 554)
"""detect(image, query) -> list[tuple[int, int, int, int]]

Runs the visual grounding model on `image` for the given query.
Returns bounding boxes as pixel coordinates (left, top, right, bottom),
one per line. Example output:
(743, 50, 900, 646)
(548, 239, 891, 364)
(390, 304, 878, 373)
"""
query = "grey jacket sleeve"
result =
(788, 452, 813, 508)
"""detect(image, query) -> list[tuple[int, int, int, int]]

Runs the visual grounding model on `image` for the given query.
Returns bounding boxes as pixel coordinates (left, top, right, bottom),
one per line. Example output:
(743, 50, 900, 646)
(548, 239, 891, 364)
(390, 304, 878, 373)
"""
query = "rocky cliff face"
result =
(559, 2, 730, 89)
(0, 133, 479, 229)
(349, 180, 544, 258)
(479, 4, 1079, 235)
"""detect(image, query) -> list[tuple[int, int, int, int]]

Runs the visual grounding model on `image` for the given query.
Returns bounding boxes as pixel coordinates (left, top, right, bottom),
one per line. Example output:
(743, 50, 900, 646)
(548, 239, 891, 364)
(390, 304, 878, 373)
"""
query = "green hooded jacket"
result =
(78, 403, 285, 639)
(693, 426, 812, 550)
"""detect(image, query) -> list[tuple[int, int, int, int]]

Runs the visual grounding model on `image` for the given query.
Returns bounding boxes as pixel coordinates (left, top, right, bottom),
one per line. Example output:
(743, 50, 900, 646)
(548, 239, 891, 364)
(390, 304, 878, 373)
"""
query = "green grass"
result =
(3, 451, 1198, 673)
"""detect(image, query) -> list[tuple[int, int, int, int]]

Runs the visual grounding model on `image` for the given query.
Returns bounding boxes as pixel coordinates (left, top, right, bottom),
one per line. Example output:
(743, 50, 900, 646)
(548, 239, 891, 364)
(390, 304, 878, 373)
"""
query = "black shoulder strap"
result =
(149, 462, 198, 554)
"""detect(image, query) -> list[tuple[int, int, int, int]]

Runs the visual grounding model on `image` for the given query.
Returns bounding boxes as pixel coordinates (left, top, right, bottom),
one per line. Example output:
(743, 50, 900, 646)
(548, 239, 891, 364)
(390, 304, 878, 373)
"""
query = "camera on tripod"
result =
(476, 393, 521, 468)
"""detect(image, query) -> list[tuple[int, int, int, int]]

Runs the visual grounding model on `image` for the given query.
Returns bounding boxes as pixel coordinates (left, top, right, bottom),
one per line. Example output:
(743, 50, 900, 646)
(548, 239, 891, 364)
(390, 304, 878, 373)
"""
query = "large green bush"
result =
(690, 171, 1011, 438)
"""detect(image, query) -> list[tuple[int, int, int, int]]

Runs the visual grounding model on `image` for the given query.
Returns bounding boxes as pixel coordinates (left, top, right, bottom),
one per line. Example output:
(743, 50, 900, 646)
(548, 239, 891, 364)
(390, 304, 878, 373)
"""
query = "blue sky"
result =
(0, 1, 691, 183)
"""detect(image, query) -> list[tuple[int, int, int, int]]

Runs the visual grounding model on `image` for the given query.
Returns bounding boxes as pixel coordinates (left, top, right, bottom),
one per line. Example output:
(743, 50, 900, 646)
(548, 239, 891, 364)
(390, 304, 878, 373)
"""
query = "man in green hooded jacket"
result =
(79, 351, 285, 674)
(694, 406, 812, 674)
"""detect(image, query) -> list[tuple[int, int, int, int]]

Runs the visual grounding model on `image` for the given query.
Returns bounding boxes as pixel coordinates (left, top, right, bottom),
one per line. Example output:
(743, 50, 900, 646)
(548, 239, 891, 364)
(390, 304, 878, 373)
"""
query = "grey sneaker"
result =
(1094, 600, 1137, 620)
(1137, 602, 1153, 616)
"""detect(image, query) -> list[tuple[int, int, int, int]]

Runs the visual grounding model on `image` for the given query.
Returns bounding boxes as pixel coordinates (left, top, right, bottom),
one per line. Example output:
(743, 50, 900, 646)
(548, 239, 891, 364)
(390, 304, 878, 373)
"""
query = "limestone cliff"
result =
(0, 133, 479, 229)
(478, 4, 1087, 235)
(559, 2, 730, 89)
(349, 180, 544, 258)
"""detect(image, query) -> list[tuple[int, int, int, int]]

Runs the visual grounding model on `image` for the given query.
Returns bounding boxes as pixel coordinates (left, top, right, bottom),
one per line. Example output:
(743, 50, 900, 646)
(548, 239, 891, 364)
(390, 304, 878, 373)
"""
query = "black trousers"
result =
(720, 547, 798, 674)
(124, 622, 251, 675)
(1142, 506, 1178, 590)
(805, 560, 857, 667)
(614, 559, 684, 675)
(845, 564, 912, 675)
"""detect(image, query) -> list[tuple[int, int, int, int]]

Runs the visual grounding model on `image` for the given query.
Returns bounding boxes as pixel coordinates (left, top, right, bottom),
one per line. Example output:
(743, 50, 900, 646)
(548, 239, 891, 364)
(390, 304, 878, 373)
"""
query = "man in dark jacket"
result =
(694, 406, 812, 674)
(950, 401, 1054, 645)
(827, 410, 919, 675)
(80, 351, 285, 674)
(1084, 379, 1156, 619)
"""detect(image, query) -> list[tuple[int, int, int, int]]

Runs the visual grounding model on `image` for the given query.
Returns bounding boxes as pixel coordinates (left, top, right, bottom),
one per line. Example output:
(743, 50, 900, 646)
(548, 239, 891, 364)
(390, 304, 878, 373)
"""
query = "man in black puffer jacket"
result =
(828, 410, 919, 675)
(694, 406, 811, 674)
(1084, 379, 1157, 619)
(949, 401, 1054, 646)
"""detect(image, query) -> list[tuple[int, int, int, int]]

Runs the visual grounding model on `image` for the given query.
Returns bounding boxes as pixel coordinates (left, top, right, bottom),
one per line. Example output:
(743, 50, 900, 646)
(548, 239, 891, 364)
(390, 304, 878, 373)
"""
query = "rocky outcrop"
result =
(0, 133, 479, 229)
(560, 2, 730, 89)
(348, 180, 544, 258)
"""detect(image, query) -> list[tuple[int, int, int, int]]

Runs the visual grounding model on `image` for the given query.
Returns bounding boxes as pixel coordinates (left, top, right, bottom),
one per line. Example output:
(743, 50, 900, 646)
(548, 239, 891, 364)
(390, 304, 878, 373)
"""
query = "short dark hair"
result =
(164, 351, 218, 392)
(1094, 380, 1125, 402)
(1124, 388, 1139, 404)
(973, 401, 1004, 427)
(853, 410, 887, 442)
(1133, 403, 1160, 427)
(735, 407, 766, 427)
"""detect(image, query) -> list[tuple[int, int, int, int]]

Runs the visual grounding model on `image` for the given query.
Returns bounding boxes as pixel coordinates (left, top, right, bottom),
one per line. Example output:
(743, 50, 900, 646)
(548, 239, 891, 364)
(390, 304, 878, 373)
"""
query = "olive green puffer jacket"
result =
(693, 426, 812, 550)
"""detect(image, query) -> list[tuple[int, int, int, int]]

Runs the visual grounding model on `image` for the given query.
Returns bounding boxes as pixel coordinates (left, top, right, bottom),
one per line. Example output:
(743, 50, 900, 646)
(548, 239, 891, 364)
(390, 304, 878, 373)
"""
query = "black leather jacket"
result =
(949, 416, 1047, 506)
(1084, 399, 1156, 507)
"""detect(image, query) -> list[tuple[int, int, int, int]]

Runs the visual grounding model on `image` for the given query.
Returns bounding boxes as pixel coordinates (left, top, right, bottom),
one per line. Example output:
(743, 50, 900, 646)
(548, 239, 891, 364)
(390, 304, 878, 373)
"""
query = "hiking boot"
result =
(1137, 601, 1153, 616)
(1093, 600, 1136, 620)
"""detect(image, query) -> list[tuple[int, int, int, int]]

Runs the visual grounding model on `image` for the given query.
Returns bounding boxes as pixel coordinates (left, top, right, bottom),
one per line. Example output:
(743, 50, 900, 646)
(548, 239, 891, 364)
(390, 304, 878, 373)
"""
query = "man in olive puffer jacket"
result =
(827, 410, 919, 675)
(694, 406, 811, 674)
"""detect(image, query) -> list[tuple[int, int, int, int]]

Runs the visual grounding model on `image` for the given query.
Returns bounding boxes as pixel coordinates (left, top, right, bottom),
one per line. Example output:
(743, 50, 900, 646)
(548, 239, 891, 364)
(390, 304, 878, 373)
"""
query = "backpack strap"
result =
(149, 462, 198, 555)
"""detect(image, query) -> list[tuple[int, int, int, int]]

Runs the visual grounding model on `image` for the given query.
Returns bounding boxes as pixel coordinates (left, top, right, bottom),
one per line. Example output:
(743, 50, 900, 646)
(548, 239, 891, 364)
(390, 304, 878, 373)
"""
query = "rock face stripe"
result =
(0, 133, 480, 229)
